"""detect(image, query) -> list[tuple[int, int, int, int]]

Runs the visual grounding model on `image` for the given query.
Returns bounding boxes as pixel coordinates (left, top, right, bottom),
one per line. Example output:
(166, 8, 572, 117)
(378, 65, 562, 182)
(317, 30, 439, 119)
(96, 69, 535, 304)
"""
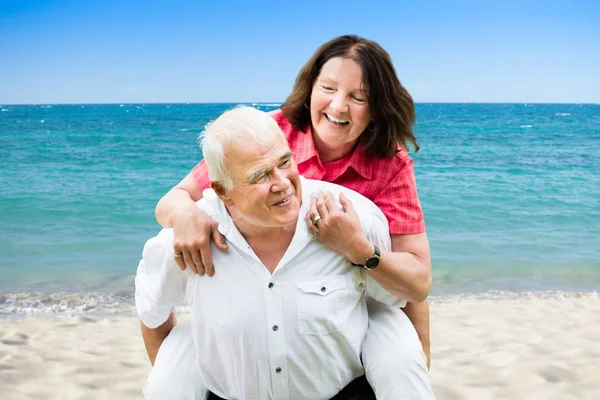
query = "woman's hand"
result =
(171, 206, 228, 276)
(305, 191, 373, 265)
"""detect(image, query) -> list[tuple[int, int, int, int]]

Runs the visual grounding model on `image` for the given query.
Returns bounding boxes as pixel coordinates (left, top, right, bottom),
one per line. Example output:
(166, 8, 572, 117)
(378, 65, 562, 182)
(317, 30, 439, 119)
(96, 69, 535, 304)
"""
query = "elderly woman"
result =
(154, 35, 432, 398)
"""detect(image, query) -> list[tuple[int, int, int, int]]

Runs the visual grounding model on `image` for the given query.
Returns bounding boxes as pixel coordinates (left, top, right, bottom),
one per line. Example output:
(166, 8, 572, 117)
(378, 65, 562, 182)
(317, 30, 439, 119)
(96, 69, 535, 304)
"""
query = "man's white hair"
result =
(199, 106, 287, 191)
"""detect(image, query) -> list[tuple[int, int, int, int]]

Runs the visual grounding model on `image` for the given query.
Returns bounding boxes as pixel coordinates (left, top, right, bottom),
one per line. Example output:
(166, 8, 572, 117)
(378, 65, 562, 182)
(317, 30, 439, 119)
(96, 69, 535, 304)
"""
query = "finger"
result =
(212, 226, 228, 251)
(183, 249, 201, 275)
(199, 240, 214, 277)
(316, 192, 329, 219)
(339, 193, 358, 217)
(173, 252, 186, 271)
(324, 192, 337, 214)
(305, 213, 319, 235)
(190, 248, 205, 276)
(309, 195, 319, 216)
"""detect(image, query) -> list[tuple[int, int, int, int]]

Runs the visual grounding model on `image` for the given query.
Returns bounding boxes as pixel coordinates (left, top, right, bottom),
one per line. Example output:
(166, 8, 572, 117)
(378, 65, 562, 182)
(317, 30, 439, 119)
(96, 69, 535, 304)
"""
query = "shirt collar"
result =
(294, 124, 373, 180)
(342, 144, 373, 180)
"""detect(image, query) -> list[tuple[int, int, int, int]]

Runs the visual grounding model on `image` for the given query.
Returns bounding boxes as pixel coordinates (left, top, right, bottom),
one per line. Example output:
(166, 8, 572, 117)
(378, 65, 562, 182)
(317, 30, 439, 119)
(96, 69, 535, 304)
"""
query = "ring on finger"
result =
(311, 215, 322, 226)
(173, 253, 183, 258)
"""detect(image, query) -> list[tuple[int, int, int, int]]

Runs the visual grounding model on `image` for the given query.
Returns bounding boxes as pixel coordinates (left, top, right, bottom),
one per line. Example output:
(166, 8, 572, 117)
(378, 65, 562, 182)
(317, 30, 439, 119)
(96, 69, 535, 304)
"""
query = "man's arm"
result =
(141, 311, 177, 365)
(135, 230, 188, 337)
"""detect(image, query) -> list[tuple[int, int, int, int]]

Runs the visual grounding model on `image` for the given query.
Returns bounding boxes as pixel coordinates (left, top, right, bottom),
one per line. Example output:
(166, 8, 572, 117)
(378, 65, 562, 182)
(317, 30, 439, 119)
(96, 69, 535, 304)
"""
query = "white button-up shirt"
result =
(135, 177, 405, 400)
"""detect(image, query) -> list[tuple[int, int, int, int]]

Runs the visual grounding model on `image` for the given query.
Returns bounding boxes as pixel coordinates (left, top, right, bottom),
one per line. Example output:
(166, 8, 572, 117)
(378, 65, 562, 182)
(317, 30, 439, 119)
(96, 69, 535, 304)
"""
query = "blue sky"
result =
(1, 0, 598, 104)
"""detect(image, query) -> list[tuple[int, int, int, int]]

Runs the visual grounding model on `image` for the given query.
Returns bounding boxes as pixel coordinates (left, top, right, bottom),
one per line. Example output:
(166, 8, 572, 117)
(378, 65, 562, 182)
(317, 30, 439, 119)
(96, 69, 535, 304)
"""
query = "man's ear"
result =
(211, 181, 233, 205)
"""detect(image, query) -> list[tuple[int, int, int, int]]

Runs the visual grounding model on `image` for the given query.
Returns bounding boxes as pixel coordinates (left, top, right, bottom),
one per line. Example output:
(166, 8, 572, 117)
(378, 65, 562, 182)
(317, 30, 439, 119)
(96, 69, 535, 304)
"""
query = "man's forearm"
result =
(140, 311, 177, 365)
(403, 300, 431, 369)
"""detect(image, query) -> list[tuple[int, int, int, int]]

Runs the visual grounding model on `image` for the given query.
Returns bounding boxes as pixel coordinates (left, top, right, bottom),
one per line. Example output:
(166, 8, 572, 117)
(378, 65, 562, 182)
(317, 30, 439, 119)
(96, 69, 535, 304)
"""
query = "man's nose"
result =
(271, 169, 291, 192)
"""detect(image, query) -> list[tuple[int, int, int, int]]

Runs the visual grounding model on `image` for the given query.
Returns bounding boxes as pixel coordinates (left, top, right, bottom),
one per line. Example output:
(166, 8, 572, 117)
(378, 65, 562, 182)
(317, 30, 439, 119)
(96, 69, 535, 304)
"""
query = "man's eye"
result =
(255, 174, 268, 183)
(280, 160, 290, 168)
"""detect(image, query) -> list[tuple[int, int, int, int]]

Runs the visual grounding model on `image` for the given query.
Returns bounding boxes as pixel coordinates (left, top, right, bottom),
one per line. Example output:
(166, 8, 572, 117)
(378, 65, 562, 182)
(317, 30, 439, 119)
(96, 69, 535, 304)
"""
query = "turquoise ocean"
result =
(1, 103, 599, 317)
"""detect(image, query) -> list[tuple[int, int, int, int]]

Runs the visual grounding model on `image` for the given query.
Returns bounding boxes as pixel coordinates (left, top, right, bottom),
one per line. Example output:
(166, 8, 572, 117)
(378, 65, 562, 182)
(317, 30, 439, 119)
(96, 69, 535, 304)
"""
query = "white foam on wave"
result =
(252, 103, 282, 107)
(429, 290, 599, 304)
(555, 113, 571, 116)
(0, 291, 192, 320)
(1, 108, 8, 112)
(520, 124, 532, 128)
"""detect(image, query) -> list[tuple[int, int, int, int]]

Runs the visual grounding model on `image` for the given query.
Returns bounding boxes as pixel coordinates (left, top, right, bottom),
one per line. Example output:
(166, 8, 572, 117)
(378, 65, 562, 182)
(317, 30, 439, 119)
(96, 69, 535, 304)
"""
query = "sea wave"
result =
(1, 290, 596, 320)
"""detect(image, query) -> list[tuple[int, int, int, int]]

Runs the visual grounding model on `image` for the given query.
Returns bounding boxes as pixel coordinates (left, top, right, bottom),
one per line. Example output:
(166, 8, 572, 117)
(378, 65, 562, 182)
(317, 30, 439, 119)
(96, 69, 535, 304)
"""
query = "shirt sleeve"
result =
(372, 157, 425, 235)
(134, 228, 191, 328)
(364, 207, 408, 308)
(191, 160, 212, 191)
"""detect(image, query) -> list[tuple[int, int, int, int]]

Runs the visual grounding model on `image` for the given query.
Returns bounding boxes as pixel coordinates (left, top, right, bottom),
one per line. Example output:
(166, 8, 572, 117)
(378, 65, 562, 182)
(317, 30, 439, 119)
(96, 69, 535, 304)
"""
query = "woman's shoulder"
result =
(270, 109, 302, 139)
(368, 146, 414, 175)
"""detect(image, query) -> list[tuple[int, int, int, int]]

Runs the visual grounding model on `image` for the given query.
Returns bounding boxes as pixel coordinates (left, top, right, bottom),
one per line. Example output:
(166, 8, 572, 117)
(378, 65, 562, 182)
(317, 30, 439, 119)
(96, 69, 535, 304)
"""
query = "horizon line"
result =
(2, 101, 599, 106)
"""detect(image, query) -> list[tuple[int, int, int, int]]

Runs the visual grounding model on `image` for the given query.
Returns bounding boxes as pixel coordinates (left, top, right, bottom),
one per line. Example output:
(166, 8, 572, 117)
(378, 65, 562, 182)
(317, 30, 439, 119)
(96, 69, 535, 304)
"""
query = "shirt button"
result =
(321, 287, 326, 292)
(275, 367, 282, 373)
(268, 282, 274, 289)
(272, 325, 279, 331)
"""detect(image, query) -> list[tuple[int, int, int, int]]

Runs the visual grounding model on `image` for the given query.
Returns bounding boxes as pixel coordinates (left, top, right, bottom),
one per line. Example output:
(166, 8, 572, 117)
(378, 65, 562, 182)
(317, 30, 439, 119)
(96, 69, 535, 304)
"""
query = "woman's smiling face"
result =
(309, 57, 371, 161)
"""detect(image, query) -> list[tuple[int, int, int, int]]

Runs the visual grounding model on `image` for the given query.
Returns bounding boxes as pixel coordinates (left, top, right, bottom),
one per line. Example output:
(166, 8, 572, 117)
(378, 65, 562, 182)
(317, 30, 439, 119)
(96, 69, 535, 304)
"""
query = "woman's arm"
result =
(389, 233, 431, 369)
(307, 192, 432, 366)
(402, 300, 430, 369)
(310, 192, 431, 302)
(155, 169, 227, 276)
(362, 233, 431, 303)
(155, 172, 206, 227)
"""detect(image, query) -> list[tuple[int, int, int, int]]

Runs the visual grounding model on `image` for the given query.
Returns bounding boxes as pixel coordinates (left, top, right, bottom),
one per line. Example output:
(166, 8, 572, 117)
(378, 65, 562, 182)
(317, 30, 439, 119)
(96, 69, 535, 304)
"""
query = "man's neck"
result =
(229, 212, 297, 274)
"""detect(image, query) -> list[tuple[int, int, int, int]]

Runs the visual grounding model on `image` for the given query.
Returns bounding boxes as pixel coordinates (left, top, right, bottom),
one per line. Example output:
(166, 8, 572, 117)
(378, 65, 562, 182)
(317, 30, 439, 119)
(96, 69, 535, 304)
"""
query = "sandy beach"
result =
(1, 292, 598, 400)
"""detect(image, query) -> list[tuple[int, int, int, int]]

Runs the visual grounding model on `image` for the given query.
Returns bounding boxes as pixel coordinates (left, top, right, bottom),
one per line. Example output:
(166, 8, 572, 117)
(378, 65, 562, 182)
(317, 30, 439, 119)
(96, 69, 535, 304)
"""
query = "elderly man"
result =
(135, 107, 433, 399)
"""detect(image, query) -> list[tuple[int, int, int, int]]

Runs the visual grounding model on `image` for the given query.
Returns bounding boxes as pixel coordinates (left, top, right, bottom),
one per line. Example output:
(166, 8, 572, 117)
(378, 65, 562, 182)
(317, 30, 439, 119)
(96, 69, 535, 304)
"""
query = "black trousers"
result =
(208, 375, 375, 400)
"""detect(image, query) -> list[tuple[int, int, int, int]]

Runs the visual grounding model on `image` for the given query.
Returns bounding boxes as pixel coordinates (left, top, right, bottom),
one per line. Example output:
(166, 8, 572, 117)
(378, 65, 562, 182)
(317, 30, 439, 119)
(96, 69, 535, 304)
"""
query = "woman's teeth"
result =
(325, 113, 349, 126)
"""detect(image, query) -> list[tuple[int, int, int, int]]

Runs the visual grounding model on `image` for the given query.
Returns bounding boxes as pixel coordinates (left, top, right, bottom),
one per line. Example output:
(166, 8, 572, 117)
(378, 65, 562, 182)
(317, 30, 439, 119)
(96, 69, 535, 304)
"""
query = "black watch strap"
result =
(351, 245, 381, 270)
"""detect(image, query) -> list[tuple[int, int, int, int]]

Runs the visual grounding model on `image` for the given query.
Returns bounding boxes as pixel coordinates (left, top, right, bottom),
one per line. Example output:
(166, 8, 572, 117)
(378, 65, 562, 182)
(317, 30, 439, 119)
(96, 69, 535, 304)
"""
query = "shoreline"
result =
(1, 289, 598, 318)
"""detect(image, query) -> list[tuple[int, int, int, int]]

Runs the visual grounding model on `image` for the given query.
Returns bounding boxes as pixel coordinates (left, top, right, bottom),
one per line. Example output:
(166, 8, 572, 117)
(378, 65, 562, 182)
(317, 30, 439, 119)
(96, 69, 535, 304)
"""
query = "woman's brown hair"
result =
(281, 35, 419, 157)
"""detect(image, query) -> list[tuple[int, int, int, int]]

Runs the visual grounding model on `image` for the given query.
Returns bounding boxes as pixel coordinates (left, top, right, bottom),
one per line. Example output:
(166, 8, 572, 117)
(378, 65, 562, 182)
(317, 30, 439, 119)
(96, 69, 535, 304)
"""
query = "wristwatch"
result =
(351, 245, 381, 270)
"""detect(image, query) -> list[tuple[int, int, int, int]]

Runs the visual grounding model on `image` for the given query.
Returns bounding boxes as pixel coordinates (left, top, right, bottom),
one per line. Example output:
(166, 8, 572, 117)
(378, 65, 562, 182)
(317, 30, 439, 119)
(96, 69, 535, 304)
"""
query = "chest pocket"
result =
(296, 276, 360, 336)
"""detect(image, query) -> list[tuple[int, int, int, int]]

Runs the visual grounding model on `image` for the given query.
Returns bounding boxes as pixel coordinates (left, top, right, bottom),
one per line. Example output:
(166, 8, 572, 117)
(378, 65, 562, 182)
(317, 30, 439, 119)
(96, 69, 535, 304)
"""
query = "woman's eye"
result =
(321, 85, 334, 92)
(353, 96, 366, 103)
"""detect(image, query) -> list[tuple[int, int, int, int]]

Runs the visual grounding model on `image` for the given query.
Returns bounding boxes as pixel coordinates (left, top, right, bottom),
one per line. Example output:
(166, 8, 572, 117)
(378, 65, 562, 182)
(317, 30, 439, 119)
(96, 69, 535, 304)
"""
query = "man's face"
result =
(218, 134, 302, 229)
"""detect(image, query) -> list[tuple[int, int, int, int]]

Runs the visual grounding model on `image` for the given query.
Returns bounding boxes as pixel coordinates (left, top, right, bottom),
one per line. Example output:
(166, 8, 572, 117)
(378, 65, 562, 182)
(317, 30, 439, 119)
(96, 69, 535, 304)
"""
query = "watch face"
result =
(366, 257, 379, 269)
